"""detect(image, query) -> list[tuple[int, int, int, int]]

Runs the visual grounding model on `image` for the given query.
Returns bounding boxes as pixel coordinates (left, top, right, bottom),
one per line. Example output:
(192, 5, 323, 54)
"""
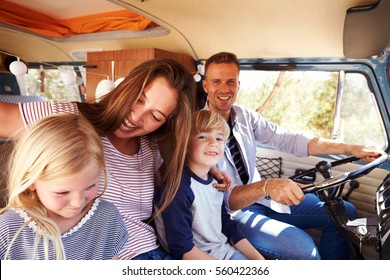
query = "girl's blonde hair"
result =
(192, 110, 230, 142)
(77, 58, 196, 212)
(1, 113, 107, 259)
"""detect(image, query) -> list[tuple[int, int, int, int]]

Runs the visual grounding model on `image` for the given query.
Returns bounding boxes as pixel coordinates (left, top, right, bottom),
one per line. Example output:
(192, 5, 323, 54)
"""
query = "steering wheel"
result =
(289, 153, 389, 196)
(289, 153, 388, 259)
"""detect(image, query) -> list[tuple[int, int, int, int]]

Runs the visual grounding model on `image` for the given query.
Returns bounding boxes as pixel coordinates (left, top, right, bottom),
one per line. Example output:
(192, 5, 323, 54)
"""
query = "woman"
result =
(0, 58, 228, 260)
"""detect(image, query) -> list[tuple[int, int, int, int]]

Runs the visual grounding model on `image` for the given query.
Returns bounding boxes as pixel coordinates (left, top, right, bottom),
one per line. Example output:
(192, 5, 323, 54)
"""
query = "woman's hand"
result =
(210, 166, 233, 192)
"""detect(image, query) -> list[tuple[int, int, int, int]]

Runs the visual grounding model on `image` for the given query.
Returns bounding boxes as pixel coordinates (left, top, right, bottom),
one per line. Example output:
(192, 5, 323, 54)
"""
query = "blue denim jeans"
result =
(233, 193, 357, 260)
(131, 247, 176, 260)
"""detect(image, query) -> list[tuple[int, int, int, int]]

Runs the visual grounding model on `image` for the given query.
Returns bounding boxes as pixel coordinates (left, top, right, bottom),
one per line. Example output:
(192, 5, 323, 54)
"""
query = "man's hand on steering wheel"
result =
(289, 153, 389, 195)
(264, 178, 305, 206)
(348, 144, 383, 163)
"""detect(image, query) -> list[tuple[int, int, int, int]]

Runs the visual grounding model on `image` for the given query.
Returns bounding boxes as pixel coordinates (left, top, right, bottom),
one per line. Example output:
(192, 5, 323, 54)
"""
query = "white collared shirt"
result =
(203, 103, 314, 214)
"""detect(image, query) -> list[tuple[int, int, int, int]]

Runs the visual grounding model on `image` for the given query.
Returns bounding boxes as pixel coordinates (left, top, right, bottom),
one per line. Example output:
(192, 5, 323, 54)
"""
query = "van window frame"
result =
(236, 56, 390, 167)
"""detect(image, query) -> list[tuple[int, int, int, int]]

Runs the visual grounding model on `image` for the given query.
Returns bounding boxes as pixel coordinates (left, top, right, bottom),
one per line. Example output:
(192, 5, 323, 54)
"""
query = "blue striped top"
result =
(20, 101, 163, 259)
(0, 199, 128, 260)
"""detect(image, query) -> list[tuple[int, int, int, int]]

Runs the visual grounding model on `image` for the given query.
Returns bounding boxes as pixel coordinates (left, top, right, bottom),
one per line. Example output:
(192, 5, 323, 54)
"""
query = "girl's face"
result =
(29, 164, 100, 221)
(187, 129, 225, 174)
(114, 76, 179, 139)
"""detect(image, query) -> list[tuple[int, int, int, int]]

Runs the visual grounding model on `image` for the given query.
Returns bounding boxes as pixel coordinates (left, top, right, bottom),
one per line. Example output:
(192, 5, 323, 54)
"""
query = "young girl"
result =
(155, 110, 264, 260)
(0, 114, 128, 260)
(0, 58, 229, 260)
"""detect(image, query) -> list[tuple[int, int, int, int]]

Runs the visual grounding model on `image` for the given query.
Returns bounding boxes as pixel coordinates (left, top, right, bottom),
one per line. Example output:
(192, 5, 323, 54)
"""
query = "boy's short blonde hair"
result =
(192, 110, 230, 142)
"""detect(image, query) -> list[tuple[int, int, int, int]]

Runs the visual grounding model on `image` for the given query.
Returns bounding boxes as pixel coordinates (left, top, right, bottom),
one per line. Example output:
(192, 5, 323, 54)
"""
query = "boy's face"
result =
(187, 129, 226, 170)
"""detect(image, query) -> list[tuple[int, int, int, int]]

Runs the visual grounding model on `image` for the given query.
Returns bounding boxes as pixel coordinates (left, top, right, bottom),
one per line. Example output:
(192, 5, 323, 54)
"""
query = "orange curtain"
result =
(62, 10, 154, 34)
(0, 0, 155, 37)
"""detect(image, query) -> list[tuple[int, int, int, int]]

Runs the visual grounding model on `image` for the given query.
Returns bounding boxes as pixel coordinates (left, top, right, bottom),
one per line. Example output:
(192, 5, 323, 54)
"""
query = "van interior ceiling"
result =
(0, 0, 390, 263)
(0, 0, 387, 64)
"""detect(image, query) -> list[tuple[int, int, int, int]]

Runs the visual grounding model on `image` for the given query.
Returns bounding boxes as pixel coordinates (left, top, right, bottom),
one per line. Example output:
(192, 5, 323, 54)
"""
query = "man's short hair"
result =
(204, 52, 240, 77)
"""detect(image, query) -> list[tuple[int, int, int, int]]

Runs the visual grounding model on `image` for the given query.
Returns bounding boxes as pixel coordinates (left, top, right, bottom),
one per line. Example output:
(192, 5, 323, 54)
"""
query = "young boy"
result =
(155, 110, 264, 260)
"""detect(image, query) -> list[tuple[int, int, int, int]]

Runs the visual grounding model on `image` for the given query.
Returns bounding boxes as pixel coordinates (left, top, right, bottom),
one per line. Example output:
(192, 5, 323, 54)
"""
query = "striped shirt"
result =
(0, 199, 128, 260)
(19, 101, 163, 259)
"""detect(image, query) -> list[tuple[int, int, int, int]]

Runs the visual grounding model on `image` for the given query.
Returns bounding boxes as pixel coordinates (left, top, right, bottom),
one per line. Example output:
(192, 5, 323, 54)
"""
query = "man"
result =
(202, 52, 382, 260)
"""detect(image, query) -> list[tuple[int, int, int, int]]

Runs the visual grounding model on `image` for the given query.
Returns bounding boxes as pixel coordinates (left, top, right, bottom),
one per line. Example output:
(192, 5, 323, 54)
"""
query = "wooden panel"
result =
(85, 48, 195, 101)
(154, 48, 195, 75)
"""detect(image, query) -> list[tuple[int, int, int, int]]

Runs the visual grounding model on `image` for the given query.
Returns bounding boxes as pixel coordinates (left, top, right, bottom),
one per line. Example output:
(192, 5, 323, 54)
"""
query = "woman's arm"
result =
(210, 166, 233, 192)
(0, 102, 25, 138)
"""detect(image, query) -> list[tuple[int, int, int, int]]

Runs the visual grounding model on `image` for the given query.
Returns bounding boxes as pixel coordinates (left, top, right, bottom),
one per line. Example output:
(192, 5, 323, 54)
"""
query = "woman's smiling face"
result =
(114, 76, 179, 139)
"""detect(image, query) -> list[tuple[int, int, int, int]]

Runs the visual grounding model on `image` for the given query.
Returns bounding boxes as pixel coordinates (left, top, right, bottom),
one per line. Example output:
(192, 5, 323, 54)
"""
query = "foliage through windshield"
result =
(236, 70, 386, 148)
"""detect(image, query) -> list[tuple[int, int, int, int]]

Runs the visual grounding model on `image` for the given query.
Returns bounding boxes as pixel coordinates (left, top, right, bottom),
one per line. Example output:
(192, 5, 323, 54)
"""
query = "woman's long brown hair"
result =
(76, 58, 196, 213)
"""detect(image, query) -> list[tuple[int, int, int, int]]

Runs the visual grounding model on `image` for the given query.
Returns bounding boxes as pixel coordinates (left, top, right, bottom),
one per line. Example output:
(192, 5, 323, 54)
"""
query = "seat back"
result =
(0, 94, 45, 207)
(0, 141, 13, 207)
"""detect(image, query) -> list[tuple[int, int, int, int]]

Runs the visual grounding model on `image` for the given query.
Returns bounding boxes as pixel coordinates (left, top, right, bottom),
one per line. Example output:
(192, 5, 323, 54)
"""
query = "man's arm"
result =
(229, 137, 382, 211)
(228, 178, 304, 211)
(308, 137, 382, 162)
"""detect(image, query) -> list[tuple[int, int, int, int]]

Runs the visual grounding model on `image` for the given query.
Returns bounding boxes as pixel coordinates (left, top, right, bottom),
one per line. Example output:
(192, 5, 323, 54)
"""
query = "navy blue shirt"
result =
(155, 165, 245, 259)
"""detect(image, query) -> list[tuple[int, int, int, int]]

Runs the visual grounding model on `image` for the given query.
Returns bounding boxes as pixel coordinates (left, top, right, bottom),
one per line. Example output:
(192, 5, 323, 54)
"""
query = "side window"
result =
(340, 72, 386, 148)
(237, 70, 387, 149)
(14, 66, 86, 101)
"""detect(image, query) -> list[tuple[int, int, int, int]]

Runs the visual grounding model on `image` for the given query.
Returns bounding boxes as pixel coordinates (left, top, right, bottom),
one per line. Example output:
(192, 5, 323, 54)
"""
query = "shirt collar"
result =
(203, 100, 237, 127)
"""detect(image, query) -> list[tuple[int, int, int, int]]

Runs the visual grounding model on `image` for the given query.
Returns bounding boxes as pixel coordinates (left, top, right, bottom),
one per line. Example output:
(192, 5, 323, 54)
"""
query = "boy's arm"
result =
(233, 239, 265, 260)
(182, 246, 216, 260)
(221, 202, 246, 243)
(159, 177, 197, 259)
(220, 202, 264, 260)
